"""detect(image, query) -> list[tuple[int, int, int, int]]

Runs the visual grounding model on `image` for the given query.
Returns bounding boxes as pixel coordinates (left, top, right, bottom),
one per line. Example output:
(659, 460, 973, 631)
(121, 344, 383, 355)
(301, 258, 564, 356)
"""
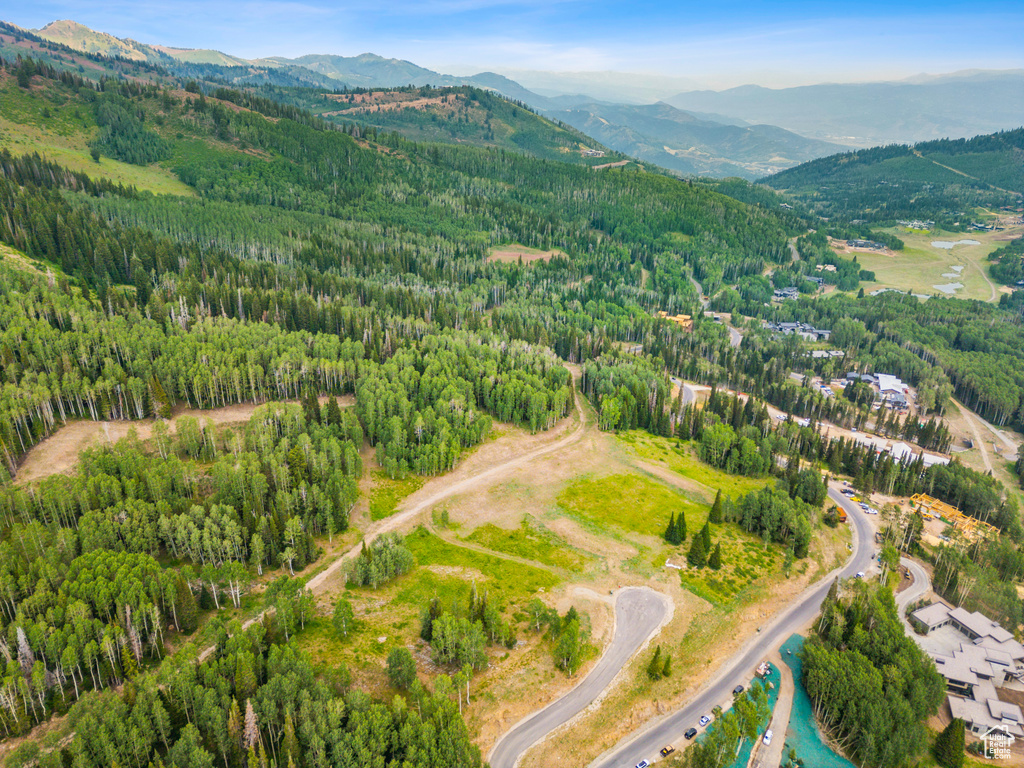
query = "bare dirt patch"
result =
(14, 396, 353, 485)
(486, 244, 565, 265)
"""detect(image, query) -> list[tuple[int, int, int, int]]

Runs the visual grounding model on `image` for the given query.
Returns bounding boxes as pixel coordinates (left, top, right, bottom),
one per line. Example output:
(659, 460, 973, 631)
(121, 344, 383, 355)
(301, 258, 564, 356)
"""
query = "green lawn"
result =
(369, 471, 426, 520)
(464, 518, 588, 571)
(556, 473, 704, 538)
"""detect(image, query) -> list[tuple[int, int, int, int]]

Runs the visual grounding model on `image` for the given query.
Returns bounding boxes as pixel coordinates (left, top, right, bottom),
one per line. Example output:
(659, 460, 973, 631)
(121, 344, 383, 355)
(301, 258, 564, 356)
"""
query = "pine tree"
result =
(661, 653, 672, 678)
(664, 512, 677, 544)
(227, 699, 243, 764)
(174, 574, 199, 633)
(701, 521, 711, 551)
(326, 396, 342, 427)
(676, 509, 687, 542)
(647, 645, 663, 680)
(709, 490, 723, 523)
(709, 542, 722, 570)
(933, 718, 965, 768)
(687, 534, 707, 568)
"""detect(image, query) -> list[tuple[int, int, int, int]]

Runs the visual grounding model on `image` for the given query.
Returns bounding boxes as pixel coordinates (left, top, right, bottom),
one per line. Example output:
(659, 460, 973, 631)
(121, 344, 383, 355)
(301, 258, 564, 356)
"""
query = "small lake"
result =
(931, 239, 981, 249)
(780, 634, 857, 768)
(933, 283, 964, 294)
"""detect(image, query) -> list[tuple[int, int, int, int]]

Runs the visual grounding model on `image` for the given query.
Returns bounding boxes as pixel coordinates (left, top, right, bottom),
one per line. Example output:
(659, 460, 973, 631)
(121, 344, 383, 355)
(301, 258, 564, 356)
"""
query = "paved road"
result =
(896, 557, 932, 640)
(588, 484, 874, 768)
(489, 588, 669, 768)
(728, 325, 742, 348)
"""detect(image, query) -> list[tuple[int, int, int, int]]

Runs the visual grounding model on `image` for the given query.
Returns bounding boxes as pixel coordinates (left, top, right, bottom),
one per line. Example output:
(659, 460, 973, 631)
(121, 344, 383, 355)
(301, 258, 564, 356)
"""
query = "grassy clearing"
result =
(0, 81, 194, 196)
(465, 518, 588, 571)
(557, 473, 703, 538)
(402, 527, 559, 605)
(368, 470, 426, 520)
(617, 431, 772, 501)
(485, 243, 564, 264)
(677, 532, 780, 608)
(852, 227, 1015, 302)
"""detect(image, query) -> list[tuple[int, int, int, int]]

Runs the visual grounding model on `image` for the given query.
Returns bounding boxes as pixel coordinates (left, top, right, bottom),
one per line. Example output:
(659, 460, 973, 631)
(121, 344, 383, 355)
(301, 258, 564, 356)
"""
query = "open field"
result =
(368, 470, 426, 520)
(0, 76, 195, 196)
(465, 519, 589, 572)
(9, 382, 854, 766)
(848, 225, 1023, 302)
(486, 243, 565, 264)
(617, 431, 771, 501)
(557, 473, 702, 538)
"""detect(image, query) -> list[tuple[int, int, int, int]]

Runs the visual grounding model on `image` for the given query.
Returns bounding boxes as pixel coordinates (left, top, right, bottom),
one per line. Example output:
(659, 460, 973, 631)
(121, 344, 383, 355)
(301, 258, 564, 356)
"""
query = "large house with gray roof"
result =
(911, 602, 1024, 737)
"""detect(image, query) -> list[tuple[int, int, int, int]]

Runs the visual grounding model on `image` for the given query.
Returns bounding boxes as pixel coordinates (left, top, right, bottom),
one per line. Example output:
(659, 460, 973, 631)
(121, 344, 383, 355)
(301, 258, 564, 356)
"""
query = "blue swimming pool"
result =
(779, 634, 857, 768)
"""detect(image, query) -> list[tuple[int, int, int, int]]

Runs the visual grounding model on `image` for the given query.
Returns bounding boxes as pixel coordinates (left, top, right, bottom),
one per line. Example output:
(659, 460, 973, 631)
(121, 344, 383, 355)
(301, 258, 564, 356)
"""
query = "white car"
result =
(763, 729, 773, 745)
(856, 571, 865, 579)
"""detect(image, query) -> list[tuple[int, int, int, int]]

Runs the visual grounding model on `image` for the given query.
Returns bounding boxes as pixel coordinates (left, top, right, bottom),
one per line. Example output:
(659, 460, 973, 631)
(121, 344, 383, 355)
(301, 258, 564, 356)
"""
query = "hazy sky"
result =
(8, 0, 1024, 88)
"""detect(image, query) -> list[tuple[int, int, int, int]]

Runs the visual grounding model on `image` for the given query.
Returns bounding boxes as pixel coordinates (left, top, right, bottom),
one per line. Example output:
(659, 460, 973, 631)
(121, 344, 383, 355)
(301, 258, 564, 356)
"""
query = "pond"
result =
(779, 634, 857, 768)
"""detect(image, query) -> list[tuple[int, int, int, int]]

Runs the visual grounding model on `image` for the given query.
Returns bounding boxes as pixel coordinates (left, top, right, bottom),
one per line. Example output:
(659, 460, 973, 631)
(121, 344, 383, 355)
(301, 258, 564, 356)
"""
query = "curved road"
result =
(490, 588, 669, 768)
(588, 483, 874, 768)
(896, 557, 932, 638)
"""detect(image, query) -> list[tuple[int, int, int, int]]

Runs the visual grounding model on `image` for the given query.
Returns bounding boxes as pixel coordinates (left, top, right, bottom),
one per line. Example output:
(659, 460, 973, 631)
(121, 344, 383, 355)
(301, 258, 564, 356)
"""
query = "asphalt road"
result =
(896, 557, 932, 638)
(588, 483, 875, 768)
(489, 588, 669, 768)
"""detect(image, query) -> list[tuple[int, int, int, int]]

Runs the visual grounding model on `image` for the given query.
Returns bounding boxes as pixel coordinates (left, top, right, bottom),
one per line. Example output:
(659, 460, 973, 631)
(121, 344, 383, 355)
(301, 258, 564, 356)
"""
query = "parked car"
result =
(684, 728, 697, 740)
(660, 745, 675, 757)
(699, 715, 711, 727)
(856, 571, 865, 579)
(635, 761, 649, 768)
(763, 729, 773, 745)
(733, 684, 745, 695)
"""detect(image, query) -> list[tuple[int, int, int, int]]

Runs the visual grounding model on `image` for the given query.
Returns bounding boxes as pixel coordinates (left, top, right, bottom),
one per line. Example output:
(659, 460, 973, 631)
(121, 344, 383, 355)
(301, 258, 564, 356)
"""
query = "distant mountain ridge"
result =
(24, 18, 1021, 181)
(667, 71, 1024, 146)
(545, 101, 848, 179)
(762, 127, 1024, 227)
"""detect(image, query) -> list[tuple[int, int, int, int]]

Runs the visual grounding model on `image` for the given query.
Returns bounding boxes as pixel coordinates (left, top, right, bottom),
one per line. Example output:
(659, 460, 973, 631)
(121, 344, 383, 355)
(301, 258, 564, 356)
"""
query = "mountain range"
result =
(667, 71, 1024, 147)
(20, 19, 1024, 179)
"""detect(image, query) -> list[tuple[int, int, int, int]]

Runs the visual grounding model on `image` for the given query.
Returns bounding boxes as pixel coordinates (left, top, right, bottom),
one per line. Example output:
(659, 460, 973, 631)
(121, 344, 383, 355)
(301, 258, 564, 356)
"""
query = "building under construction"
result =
(656, 311, 693, 332)
(910, 493, 998, 541)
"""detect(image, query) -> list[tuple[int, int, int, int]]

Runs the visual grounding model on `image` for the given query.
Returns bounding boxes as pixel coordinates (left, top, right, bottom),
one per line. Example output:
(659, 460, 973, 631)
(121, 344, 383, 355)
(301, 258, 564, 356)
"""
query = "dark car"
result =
(660, 745, 675, 757)
(684, 728, 698, 740)
(733, 684, 744, 695)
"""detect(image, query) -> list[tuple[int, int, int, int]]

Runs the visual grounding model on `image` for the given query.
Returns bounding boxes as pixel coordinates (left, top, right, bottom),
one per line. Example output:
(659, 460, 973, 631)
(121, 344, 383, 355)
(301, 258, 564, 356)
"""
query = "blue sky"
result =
(6, 0, 1024, 87)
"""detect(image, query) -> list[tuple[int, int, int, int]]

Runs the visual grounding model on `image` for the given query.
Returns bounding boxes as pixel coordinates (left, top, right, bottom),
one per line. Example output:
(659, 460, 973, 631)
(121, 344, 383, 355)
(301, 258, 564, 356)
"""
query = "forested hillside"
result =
(265, 84, 622, 165)
(2, 34, 1024, 768)
(762, 129, 1024, 227)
